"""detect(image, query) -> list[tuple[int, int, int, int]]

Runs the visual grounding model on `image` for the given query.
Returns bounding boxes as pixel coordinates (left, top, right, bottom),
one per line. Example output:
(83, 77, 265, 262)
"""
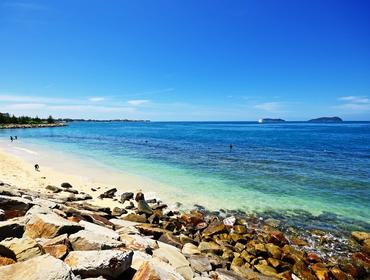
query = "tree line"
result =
(0, 113, 55, 124)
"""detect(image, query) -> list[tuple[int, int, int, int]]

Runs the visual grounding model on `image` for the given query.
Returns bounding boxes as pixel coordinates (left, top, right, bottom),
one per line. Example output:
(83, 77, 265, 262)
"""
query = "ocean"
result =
(1, 121, 369, 232)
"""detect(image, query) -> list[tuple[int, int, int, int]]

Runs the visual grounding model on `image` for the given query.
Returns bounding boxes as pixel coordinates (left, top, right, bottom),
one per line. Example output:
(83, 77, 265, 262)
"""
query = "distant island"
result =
(258, 118, 286, 123)
(308, 116, 343, 123)
(0, 112, 66, 129)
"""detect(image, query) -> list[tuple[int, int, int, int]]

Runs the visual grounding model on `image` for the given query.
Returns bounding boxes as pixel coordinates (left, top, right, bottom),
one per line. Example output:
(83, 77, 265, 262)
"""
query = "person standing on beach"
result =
(34, 164, 40, 172)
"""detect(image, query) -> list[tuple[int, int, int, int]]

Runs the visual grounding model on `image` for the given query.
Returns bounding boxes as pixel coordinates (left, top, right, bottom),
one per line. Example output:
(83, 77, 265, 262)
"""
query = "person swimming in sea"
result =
(229, 144, 233, 151)
(34, 164, 40, 172)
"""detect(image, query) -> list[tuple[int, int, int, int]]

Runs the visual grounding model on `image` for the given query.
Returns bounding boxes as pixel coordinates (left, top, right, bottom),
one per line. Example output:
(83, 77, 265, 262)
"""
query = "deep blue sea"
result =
(1, 121, 370, 232)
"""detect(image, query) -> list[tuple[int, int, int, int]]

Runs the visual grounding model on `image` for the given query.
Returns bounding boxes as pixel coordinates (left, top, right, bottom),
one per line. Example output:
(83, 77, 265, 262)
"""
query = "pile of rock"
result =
(0, 181, 369, 279)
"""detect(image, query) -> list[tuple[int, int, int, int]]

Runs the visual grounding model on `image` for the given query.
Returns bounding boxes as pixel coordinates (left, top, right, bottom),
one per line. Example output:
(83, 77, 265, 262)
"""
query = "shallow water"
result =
(1, 121, 369, 231)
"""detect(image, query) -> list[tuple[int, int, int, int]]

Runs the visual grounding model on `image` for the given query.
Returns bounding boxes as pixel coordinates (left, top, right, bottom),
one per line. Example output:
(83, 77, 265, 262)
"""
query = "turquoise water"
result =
(1, 121, 369, 231)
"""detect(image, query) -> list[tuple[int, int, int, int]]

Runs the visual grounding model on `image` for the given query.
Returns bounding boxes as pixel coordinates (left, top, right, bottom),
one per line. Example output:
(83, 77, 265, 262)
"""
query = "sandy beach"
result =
(0, 139, 172, 211)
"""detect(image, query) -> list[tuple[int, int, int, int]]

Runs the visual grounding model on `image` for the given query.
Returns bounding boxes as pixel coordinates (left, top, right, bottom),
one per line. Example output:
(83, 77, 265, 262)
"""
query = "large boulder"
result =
(79, 220, 120, 240)
(64, 250, 133, 278)
(351, 231, 370, 244)
(121, 192, 134, 203)
(188, 255, 212, 273)
(24, 213, 83, 239)
(39, 234, 70, 259)
(0, 185, 22, 197)
(0, 218, 26, 241)
(109, 218, 139, 231)
(98, 188, 117, 199)
(69, 230, 124, 251)
(46, 185, 63, 193)
(0, 254, 76, 280)
(61, 182, 73, 189)
(153, 242, 192, 279)
(0, 195, 34, 219)
(132, 261, 184, 280)
(0, 237, 43, 261)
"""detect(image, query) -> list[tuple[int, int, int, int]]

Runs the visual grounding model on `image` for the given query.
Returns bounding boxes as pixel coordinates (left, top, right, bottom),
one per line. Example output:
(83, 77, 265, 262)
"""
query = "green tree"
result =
(47, 115, 55, 124)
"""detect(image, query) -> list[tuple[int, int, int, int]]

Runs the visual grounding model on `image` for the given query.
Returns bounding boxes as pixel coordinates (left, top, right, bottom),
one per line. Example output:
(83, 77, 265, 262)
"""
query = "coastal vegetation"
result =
(0, 112, 55, 125)
(0, 112, 65, 129)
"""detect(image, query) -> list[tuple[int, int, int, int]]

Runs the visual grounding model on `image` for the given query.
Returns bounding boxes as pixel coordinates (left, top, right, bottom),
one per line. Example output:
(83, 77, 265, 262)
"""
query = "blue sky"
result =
(0, 0, 370, 121)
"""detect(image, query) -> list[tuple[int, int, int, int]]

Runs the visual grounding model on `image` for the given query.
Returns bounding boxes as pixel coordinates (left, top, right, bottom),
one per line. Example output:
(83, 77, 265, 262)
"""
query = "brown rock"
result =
(307, 252, 321, 263)
(233, 225, 247, 235)
(198, 241, 223, 254)
(351, 231, 370, 244)
(132, 261, 184, 280)
(291, 237, 309, 246)
(43, 244, 68, 259)
(24, 213, 83, 239)
(46, 185, 63, 193)
(268, 258, 280, 268)
(98, 188, 117, 199)
(311, 263, 329, 280)
(61, 182, 73, 189)
(0, 256, 15, 266)
(84, 213, 115, 229)
(180, 212, 204, 226)
(0, 195, 34, 219)
(158, 232, 182, 249)
(0, 254, 75, 280)
(292, 260, 317, 280)
(136, 223, 168, 239)
(122, 213, 147, 223)
(282, 245, 305, 263)
(202, 221, 226, 237)
(330, 267, 350, 280)
(0, 237, 43, 261)
(268, 230, 288, 246)
(0, 218, 25, 241)
(254, 264, 278, 277)
(351, 252, 370, 274)
(363, 238, 370, 254)
(265, 243, 282, 259)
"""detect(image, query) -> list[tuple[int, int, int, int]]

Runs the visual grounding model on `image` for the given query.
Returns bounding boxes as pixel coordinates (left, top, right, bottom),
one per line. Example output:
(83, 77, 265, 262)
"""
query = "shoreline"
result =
(0, 137, 369, 278)
(0, 165, 369, 279)
(0, 122, 66, 129)
(0, 138, 369, 232)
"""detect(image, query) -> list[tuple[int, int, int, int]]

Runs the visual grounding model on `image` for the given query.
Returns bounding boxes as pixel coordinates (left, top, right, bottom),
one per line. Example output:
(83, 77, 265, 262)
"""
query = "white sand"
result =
(0, 139, 181, 210)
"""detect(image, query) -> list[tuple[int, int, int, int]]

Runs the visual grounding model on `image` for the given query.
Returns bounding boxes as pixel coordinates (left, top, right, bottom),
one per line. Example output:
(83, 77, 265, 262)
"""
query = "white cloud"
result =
(339, 96, 370, 104)
(49, 105, 136, 113)
(337, 95, 370, 112)
(254, 102, 284, 112)
(88, 97, 105, 102)
(127, 99, 149, 106)
(0, 94, 75, 104)
(5, 103, 46, 110)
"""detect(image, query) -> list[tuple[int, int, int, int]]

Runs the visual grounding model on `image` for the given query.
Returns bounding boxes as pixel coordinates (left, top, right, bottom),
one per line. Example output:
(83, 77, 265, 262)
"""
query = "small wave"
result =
(13, 147, 39, 155)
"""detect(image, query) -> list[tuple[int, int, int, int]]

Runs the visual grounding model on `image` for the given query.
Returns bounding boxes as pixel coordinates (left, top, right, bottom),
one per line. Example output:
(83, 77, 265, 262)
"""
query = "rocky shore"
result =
(0, 122, 66, 129)
(0, 180, 369, 280)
